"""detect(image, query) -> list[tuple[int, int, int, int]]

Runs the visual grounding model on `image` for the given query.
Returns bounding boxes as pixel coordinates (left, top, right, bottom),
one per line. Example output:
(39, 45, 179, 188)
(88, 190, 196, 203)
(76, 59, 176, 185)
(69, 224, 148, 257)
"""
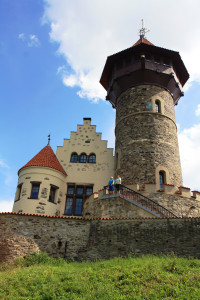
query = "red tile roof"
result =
(132, 37, 154, 47)
(19, 145, 66, 175)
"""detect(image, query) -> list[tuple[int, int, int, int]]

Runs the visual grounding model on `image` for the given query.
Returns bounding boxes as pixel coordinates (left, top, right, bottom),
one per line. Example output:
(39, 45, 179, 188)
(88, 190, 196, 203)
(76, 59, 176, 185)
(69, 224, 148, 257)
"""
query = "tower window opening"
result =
(48, 185, 58, 203)
(163, 57, 170, 66)
(145, 52, 151, 61)
(155, 100, 161, 113)
(159, 171, 166, 190)
(30, 183, 40, 199)
(80, 153, 87, 163)
(154, 55, 161, 64)
(70, 152, 78, 163)
(15, 183, 23, 201)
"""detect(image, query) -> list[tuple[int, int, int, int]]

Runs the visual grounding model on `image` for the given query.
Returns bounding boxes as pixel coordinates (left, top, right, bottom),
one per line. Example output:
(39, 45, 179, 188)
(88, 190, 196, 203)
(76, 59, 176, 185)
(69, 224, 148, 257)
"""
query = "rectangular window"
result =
(65, 198, 73, 215)
(67, 186, 74, 195)
(30, 183, 40, 199)
(65, 183, 93, 216)
(48, 185, 58, 203)
(86, 186, 93, 195)
(77, 186, 84, 195)
(15, 184, 23, 201)
(75, 198, 83, 215)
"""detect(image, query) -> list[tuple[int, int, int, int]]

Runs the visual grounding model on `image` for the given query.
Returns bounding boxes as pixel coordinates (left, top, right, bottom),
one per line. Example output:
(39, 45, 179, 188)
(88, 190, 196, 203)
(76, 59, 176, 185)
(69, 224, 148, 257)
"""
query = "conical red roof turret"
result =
(19, 145, 66, 175)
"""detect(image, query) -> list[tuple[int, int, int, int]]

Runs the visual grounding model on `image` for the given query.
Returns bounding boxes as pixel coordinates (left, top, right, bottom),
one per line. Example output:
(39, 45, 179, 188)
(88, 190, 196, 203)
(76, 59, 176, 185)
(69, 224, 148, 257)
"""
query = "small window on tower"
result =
(15, 183, 23, 201)
(155, 100, 161, 113)
(163, 57, 170, 66)
(159, 171, 166, 190)
(154, 55, 161, 64)
(48, 185, 58, 203)
(30, 183, 40, 199)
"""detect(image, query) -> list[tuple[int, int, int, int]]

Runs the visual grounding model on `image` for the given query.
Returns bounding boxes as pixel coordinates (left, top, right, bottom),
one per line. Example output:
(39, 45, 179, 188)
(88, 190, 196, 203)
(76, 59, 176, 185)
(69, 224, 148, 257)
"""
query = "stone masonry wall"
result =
(115, 85, 182, 187)
(1, 214, 200, 262)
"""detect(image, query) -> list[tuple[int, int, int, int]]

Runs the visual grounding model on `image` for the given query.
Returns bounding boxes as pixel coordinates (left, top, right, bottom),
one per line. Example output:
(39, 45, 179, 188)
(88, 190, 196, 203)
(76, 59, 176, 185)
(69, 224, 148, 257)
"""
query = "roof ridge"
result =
(132, 37, 154, 47)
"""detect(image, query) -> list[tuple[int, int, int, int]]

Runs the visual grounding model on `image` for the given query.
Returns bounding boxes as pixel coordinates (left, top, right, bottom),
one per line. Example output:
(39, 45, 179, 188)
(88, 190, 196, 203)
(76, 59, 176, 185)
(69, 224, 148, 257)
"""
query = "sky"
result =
(1, 0, 200, 212)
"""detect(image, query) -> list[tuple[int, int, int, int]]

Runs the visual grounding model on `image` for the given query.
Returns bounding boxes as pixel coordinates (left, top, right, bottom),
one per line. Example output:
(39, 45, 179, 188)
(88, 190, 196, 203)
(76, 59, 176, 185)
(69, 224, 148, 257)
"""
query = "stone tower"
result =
(100, 33, 189, 189)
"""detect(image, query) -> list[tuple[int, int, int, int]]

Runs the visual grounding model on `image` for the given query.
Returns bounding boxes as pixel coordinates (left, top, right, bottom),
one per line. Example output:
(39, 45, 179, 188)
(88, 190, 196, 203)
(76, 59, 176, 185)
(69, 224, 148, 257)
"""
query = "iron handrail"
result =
(103, 184, 178, 218)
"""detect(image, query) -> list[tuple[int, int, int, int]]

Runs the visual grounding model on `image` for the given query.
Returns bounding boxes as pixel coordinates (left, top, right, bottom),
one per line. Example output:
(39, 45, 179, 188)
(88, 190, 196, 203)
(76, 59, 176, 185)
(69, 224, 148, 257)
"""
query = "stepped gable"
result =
(19, 145, 66, 175)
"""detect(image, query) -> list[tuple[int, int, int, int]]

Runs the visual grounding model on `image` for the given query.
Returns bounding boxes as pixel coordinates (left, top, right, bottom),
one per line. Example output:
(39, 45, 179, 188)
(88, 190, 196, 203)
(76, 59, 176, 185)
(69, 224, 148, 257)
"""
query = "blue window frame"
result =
(30, 183, 40, 199)
(65, 198, 73, 215)
(70, 153, 78, 162)
(88, 154, 96, 163)
(75, 198, 83, 216)
(80, 153, 87, 163)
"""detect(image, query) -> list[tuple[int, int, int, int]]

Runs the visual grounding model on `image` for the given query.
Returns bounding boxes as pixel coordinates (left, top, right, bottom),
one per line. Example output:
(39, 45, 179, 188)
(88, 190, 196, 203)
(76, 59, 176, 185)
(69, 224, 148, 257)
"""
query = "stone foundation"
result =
(1, 213, 200, 263)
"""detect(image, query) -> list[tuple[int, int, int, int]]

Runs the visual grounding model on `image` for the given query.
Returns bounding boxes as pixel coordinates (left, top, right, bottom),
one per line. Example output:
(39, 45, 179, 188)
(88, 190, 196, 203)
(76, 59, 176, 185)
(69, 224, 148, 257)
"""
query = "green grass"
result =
(0, 253, 200, 299)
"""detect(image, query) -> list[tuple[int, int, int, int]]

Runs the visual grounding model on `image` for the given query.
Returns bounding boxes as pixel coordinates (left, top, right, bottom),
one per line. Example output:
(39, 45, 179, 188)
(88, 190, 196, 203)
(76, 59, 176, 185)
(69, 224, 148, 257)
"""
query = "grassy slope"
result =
(0, 253, 200, 299)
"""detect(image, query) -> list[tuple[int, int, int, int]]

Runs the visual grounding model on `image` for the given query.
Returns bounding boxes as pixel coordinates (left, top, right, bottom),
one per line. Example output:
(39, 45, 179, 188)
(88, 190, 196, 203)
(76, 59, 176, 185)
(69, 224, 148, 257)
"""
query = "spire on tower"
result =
(48, 134, 51, 145)
(139, 19, 150, 39)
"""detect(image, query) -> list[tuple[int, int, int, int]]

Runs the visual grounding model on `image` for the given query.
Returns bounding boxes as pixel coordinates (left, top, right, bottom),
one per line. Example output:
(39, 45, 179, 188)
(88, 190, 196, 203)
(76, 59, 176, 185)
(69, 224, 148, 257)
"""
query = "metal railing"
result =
(103, 184, 178, 218)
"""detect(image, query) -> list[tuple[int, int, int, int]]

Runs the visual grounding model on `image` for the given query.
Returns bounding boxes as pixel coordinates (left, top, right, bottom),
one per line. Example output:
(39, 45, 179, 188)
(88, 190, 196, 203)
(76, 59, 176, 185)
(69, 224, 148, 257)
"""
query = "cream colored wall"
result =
(56, 119, 115, 197)
(13, 166, 66, 216)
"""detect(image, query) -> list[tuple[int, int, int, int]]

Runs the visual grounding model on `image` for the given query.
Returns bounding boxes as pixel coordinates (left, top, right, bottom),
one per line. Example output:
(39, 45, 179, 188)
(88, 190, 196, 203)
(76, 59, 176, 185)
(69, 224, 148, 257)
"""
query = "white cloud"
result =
(43, 0, 200, 102)
(18, 33, 25, 40)
(18, 33, 40, 47)
(0, 158, 8, 168)
(0, 199, 13, 213)
(28, 34, 40, 47)
(178, 123, 200, 191)
(195, 104, 200, 116)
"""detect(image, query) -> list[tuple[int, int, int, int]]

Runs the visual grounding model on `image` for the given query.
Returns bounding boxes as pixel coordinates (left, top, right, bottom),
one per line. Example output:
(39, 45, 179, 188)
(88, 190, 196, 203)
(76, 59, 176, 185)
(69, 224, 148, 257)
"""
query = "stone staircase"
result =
(103, 184, 178, 218)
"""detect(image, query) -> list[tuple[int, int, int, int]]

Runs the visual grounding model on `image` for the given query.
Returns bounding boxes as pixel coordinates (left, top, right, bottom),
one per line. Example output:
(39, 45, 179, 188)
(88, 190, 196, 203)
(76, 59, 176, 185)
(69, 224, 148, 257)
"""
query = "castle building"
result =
(13, 118, 114, 216)
(13, 31, 200, 220)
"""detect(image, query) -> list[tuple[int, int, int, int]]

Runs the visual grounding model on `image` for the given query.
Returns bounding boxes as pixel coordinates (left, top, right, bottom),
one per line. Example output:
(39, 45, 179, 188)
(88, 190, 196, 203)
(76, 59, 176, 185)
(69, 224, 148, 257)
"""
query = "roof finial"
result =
(139, 19, 150, 39)
(48, 134, 51, 145)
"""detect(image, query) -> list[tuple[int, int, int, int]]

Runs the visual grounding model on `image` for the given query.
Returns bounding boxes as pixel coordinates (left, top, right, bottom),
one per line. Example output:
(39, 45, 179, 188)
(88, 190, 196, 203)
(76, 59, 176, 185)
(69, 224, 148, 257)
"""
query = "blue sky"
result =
(1, 0, 200, 212)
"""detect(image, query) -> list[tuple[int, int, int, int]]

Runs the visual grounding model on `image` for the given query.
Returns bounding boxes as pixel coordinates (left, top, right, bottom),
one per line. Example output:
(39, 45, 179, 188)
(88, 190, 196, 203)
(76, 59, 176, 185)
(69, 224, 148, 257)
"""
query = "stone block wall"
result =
(1, 213, 200, 262)
(115, 85, 182, 188)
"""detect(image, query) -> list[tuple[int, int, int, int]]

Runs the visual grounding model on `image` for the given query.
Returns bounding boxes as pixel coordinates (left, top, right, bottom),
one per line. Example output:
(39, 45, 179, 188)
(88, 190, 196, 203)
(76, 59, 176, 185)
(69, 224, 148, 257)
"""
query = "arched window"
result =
(159, 171, 166, 190)
(88, 153, 96, 163)
(70, 152, 78, 163)
(155, 100, 161, 113)
(80, 153, 87, 163)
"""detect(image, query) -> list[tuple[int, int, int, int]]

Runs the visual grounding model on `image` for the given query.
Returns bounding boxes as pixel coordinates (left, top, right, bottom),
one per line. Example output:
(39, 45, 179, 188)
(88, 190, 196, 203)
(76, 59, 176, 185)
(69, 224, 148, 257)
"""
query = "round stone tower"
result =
(100, 33, 189, 189)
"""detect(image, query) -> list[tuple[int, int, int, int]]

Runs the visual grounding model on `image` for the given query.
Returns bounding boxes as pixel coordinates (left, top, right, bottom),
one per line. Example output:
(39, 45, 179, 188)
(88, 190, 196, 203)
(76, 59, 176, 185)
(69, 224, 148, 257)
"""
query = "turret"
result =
(100, 28, 189, 189)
